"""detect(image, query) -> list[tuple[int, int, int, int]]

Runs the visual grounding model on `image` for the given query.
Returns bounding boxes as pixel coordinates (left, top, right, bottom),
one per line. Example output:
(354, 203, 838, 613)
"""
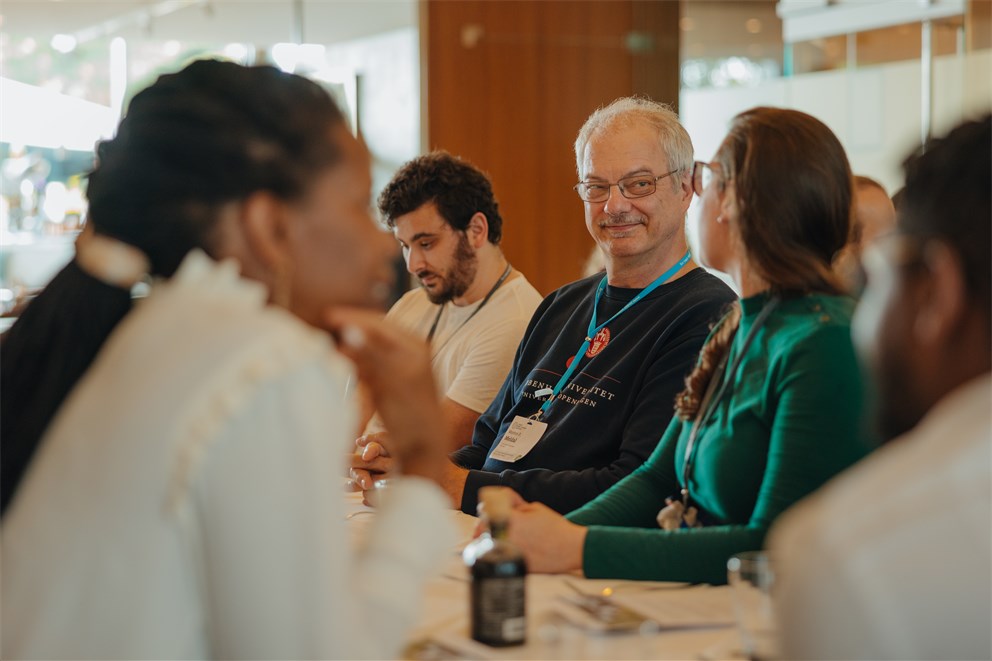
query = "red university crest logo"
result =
(585, 327, 610, 358)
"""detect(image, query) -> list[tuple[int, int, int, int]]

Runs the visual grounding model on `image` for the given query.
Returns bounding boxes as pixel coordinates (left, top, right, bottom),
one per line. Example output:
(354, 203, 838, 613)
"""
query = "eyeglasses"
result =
(692, 161, 722, 196)
(573, 169, 680, 203)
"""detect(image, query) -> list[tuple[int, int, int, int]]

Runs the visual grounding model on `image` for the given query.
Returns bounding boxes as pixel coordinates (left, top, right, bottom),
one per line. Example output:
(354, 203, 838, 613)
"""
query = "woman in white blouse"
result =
(1, 59, 452, 659)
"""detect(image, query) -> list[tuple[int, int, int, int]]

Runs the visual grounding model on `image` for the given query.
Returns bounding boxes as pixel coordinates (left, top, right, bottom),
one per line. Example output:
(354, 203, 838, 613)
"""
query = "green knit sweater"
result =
(566, 292, 871, 585)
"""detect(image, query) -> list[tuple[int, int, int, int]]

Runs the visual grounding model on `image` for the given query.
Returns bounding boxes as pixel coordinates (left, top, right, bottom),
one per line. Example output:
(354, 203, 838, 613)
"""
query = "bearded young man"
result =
(357, 152, 542, 450)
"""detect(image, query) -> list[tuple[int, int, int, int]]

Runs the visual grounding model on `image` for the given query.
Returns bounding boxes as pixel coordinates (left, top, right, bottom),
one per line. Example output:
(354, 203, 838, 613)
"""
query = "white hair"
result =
(574, 96, 694, 184)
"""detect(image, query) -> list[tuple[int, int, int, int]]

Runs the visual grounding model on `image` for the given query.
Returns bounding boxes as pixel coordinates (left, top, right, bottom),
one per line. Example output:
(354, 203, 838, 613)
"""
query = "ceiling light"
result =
(271, 43, 300, 73)
(51, 34, 78, 53)
(223, 43, 249, 62)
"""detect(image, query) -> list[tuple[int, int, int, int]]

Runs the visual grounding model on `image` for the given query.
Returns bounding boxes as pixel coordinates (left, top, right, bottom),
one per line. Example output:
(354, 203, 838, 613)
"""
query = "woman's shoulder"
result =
(772, 293, 855, 338)
(763, 293, 858, 364)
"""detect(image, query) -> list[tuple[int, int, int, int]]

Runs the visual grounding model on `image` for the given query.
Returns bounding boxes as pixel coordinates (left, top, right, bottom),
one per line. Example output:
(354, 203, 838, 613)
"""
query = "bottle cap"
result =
(478, 486, 513, 522)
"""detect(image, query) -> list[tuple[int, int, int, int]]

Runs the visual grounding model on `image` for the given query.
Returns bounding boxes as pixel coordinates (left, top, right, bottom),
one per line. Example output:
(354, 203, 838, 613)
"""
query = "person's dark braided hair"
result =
(1, 59, 347, 515)
(675, 107, 851, 420)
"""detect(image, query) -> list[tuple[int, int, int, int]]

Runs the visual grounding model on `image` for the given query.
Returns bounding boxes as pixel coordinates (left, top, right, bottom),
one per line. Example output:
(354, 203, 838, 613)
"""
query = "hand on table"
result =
(506, 499, 587, 574)
(347, 433, 470, 511)
(472, 488, 527, 537)
(349, 432, 396, 492)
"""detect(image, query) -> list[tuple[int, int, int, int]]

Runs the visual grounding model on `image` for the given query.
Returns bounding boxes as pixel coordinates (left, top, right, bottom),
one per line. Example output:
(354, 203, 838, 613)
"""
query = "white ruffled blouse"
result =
(2, 251, 453, 660)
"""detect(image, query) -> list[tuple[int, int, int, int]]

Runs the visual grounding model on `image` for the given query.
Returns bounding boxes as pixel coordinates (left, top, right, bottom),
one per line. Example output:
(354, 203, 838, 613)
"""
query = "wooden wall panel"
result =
(424, 0, 680, 296)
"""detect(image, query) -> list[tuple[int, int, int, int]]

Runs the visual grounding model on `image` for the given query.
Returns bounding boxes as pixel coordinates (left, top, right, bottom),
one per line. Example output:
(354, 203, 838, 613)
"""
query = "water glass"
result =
(364, 477, 390, 507)
(727, 551, 778, 660)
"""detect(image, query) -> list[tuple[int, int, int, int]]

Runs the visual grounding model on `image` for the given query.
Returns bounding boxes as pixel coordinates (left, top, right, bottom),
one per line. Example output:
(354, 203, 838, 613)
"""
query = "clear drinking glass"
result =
(727, 551, 778, 660)
(363, 478, 390, 508)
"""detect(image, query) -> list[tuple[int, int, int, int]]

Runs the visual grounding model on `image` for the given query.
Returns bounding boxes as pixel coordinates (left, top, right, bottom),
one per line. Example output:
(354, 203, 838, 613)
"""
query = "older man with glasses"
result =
(353, 97, 734, 515)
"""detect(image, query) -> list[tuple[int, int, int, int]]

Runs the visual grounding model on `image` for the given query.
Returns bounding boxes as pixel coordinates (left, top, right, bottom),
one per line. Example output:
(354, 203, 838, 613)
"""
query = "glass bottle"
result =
(463, 486, 527, 647)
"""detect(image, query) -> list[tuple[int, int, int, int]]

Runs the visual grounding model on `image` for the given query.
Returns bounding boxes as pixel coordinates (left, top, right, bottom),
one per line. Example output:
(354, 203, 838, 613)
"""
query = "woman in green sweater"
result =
(503, 107, 871, 585)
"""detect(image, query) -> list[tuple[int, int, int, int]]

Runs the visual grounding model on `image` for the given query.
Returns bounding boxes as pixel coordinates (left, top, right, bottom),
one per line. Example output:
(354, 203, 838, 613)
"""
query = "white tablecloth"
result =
(343, 491, 746, 660)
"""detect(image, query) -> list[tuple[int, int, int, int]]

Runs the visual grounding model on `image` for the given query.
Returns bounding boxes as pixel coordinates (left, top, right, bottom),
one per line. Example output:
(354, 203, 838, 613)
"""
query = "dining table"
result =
(343, 491, 750, 660)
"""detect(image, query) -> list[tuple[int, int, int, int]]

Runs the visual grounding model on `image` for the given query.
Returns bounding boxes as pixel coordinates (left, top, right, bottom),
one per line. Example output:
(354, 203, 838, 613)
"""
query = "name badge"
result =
(489, 416, 548, 463)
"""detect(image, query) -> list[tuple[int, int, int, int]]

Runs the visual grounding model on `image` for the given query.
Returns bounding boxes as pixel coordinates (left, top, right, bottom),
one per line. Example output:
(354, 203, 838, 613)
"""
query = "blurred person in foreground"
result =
(770, 116, 991, 660)
(1, 59, 453, 659)
(356, 152, 542, 452)
(499, 107, 871, 584)
(834, 175, 898, 293)
(352, 97, 735, 515)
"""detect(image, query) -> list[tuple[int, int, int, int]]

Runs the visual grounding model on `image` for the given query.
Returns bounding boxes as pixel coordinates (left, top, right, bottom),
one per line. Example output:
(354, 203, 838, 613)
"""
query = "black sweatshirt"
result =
(452, 268, 736, 515)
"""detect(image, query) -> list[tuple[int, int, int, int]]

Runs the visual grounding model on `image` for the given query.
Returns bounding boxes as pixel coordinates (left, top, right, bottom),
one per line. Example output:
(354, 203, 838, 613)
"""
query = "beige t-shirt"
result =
(366, 273, 542, 433)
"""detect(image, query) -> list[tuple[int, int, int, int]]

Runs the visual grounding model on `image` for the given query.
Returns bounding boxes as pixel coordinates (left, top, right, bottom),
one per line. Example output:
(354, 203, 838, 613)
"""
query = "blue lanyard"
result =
(533, 250, 692, 420)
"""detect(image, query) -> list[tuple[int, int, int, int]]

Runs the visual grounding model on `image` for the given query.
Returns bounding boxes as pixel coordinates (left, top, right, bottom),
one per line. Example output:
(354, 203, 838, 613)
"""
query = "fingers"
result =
(356, 432, 392, 453)
(481, 489, 527, 520)
(477, 488, 526, 518)
(511, 500, 553, 517)
(349, 443, 395, 489)
(351, 455, 393, 474)
(362, 442, 382, 461)
(351, 439, 393, 473)
(358, 439, 389, 461)
(349, 468, 375, 491)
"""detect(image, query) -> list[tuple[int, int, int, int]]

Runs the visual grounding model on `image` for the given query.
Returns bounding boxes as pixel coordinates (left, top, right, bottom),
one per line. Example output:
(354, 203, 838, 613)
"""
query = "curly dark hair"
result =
(377, 151, 502, 244)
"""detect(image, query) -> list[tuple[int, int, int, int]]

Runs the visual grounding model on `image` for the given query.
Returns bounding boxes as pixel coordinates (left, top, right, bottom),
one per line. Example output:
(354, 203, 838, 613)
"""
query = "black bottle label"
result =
(470, 576, 526, 646)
